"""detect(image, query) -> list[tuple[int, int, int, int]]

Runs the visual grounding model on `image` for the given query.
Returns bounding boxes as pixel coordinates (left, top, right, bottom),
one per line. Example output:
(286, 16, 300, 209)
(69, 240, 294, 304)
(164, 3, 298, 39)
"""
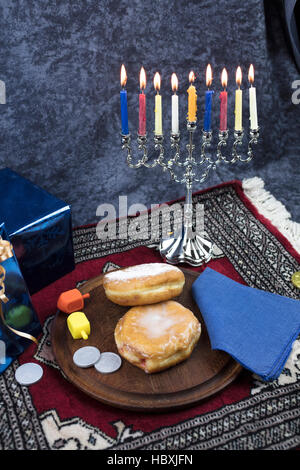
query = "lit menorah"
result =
(120, 65, 259, 266)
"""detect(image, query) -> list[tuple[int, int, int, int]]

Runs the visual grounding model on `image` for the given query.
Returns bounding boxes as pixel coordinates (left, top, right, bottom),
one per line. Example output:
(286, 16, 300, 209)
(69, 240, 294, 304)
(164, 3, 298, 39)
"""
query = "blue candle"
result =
(120, 65, 129, 135)
(203, 64, 213, 132)
(120, 89, 129, 134)
(204, 90, 213, 131)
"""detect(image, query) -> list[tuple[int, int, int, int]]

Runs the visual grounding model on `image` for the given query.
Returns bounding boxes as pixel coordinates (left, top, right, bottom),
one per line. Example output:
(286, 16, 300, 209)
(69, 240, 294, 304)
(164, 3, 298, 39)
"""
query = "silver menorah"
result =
(121, 122, 259, 266)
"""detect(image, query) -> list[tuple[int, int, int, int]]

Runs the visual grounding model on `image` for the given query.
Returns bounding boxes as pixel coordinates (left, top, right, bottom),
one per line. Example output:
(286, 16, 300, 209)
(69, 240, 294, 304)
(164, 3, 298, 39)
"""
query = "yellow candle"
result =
(154, 72, 162, 135)
(235, 66, 243, 131)
(155, 94, 162, 135)
(187, 71, 197, 122)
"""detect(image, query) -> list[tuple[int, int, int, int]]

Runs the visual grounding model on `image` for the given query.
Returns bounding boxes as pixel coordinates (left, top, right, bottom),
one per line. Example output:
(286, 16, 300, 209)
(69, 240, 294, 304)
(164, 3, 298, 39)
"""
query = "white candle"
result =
(234, 66, 243, 131)
(171, 73, 179, 134)
(248, 64, 258, 130)
(249, 86, 258, 130)
(154, 72, 162, 135)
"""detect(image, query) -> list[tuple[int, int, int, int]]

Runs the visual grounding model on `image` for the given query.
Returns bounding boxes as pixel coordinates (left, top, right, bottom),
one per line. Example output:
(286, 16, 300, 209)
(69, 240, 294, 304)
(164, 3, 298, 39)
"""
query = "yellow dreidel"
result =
(67, 311, 90, 340)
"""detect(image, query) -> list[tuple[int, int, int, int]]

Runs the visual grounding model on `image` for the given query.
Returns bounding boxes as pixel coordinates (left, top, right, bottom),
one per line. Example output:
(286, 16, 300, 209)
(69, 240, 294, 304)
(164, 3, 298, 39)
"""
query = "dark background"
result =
(0, 0, 299, 226)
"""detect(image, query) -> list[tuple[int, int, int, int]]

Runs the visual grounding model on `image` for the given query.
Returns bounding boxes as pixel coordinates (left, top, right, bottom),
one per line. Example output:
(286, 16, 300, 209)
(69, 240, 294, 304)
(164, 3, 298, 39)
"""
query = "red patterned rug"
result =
(1, 179, 299, 450)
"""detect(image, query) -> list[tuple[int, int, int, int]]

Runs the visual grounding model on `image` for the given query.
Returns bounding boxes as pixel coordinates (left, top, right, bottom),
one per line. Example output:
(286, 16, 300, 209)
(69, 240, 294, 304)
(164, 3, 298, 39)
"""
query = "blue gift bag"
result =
(0, 224, 41, 373)
(0, 168, 75, 294)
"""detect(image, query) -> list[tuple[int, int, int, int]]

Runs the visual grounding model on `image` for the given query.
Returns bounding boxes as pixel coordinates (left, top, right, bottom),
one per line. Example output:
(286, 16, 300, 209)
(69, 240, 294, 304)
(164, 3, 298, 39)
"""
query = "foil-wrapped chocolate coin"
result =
(15, 363, 43, 386)
(94, 352, 122, 374)
(73, 346, 101, 368)
(291, 272, 300, 289)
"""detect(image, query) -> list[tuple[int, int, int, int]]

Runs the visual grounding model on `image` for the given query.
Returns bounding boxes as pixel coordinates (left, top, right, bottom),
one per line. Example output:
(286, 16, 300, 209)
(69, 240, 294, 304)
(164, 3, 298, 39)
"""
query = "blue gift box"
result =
(0, 168, 75, 294)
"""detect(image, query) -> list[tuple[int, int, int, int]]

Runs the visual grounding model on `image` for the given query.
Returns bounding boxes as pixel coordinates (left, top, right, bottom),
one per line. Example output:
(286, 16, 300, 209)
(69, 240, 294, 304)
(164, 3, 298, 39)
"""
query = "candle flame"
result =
(120, 64, 127, 87)
(140, 66, 146, 90)
(171, 73, 178, 92)
(248, 64, 255, 84)
(154, 72, 161, 91)
(206, 64, 212, 87)
(221, 68, 228, 88)
(189, 70, 195, 83)
(236, 66, 242, 87)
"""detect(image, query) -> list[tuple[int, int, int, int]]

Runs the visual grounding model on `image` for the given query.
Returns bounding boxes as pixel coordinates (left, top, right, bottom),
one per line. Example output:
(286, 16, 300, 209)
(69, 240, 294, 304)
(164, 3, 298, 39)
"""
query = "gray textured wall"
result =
(0, 0, 299, 226)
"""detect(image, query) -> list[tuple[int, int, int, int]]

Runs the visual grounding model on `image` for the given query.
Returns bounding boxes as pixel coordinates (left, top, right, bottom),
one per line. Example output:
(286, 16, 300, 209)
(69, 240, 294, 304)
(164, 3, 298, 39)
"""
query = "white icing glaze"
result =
(105, 263, 179, 282)
(137, 304, 176, 338)
(133, 304, 197, 346)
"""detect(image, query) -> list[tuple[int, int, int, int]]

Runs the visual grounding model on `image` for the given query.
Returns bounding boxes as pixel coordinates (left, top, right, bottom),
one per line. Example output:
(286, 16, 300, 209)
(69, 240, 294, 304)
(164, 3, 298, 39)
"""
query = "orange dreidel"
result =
(57, 289, 90, 314)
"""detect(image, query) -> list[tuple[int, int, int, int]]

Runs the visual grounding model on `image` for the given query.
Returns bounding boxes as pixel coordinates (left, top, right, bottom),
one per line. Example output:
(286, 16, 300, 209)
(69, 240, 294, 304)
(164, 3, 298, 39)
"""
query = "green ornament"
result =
(6, 305, 33, 328)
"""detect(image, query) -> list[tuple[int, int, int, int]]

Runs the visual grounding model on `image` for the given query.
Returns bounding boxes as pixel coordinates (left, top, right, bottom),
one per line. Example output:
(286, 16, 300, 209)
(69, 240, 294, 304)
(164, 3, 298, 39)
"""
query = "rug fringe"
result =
(242, 177, 300, 254)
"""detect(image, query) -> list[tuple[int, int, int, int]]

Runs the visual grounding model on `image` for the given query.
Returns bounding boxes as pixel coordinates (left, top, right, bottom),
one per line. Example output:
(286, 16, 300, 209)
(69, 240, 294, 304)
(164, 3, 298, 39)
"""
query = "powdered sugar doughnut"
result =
(114, 300, 201, 373)
(103, 263, 185, 306)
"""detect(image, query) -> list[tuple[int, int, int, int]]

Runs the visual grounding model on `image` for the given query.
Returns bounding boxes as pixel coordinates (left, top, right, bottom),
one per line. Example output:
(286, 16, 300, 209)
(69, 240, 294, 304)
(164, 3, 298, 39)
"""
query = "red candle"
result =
(139, 67, 146, 135)
(219, 68, 228, 131)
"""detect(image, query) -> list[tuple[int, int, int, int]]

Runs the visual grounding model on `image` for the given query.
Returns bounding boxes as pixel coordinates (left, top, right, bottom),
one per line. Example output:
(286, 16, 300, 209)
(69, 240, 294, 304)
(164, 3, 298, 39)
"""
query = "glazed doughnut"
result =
(103, 263, 185, 306)
(114, 300, 201, 373)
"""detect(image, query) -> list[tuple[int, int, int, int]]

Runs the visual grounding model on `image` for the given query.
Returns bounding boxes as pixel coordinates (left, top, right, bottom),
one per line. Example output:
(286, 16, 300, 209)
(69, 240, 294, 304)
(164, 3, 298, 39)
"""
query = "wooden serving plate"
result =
(52, 267, 242, 412)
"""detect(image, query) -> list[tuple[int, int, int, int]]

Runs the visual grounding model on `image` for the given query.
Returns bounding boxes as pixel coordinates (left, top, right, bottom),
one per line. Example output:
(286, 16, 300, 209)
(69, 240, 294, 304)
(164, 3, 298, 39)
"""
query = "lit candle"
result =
(219, 68, 228, 131)
(171, 73, 179, 134)
(139, 67, 146, 135)
(187, 71, 197, 122)
(204, 64, 214, 132)
(120, 64, 129, 135)
(154, 72, 162, 135)
(235, 66, 243, 131)
(248, 64, 258, 130)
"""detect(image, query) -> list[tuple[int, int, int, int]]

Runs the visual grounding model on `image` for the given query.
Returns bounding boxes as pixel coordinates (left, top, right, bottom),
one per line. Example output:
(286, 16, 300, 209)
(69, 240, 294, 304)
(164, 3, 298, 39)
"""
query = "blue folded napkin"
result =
(192, 268, 300, 381)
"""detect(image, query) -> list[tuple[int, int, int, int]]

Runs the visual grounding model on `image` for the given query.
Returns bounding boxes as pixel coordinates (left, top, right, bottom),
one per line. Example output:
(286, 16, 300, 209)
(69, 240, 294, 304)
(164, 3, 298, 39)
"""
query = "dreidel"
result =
(57, 289, 90, 314)
(67, 311, 90, 340)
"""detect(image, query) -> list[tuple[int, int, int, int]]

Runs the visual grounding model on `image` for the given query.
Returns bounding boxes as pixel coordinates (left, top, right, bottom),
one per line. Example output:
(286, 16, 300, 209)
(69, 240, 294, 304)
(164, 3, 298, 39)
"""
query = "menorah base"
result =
(159, 226, 213, 267)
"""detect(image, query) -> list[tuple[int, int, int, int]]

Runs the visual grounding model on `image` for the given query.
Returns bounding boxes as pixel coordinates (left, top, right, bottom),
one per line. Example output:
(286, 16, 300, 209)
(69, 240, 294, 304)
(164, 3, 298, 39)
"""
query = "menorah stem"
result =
(184, 127, 194, 227)
(183, 121, 196, 228)
(184, 185, 193, 228)
(159, 122, 213, 266)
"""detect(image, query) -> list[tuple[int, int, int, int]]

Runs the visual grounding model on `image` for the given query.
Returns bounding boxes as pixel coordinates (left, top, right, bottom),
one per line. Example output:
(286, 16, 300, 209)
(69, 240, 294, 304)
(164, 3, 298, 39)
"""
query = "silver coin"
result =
(15, 362, 43, 386)
(94, 352, 122, 374)
(73, 346, 101, 368)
